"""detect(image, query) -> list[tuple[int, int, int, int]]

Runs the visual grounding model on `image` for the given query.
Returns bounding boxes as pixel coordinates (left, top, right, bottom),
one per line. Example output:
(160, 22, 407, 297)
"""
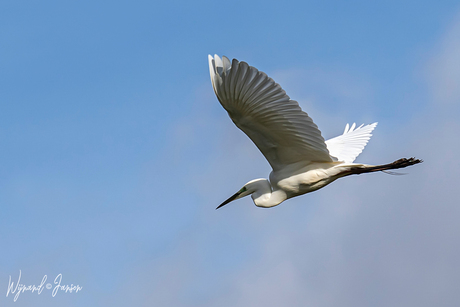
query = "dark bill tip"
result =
(216, 190, 241, 210)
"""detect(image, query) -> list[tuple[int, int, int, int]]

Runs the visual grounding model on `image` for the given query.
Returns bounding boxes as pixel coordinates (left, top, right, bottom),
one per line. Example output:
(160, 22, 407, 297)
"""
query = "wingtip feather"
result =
(327, 122, 379, 163)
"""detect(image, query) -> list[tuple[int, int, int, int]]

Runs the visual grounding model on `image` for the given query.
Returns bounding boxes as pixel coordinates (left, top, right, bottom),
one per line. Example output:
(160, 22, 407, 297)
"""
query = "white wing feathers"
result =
(209, 54, 333, 171)
(325, 122, 377, 163)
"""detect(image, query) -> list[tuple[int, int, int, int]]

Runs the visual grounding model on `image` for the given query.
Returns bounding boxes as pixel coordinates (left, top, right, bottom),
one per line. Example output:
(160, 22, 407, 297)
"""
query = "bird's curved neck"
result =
(252, 187, 287, 208)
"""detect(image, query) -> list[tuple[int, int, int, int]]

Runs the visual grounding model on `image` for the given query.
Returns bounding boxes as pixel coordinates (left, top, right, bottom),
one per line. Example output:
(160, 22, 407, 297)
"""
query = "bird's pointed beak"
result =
(216, 191, 240, 210)
(216, 187, 247, 210)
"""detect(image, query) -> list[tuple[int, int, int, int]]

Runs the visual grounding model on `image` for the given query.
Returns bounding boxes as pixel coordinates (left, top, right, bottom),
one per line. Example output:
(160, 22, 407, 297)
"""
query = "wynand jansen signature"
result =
(6, 270, 82, 302)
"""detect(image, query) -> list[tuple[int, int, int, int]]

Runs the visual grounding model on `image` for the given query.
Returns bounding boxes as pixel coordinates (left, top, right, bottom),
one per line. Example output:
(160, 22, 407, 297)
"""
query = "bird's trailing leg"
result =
(340, 157, 423, 177)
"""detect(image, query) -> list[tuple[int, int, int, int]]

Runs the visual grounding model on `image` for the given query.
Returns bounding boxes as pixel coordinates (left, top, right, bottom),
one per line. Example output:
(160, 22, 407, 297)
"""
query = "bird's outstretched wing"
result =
(325, 122, 377, 163)
(209, 55, 333, 171)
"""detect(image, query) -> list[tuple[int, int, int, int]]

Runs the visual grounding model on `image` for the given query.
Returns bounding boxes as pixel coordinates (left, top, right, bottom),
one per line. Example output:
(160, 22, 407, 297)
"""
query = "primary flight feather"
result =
(209, 55, 422, 209)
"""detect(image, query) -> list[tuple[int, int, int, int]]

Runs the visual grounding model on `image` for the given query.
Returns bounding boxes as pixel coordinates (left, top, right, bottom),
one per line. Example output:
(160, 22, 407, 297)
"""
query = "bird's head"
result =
(216, 179, 271, 209)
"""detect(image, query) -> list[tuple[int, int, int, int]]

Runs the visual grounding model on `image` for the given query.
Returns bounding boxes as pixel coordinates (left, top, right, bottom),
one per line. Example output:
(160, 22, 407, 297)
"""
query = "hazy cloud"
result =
(105, 12, 460, 307)
(428, 11, 460, 106)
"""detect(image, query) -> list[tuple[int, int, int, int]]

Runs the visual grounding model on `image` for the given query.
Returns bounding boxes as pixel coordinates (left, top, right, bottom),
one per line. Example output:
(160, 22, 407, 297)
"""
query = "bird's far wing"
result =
(325, 122, 377, 163)
(209, 54, 333, 171)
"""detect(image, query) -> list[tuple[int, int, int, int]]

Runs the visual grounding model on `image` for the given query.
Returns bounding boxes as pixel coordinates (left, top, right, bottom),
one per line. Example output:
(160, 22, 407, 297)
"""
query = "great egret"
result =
(208, 55, 422, 209)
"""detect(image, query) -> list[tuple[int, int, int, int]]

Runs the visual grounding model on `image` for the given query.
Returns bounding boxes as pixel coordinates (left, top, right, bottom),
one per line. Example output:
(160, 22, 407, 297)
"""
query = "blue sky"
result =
(1, 0, 460, 306)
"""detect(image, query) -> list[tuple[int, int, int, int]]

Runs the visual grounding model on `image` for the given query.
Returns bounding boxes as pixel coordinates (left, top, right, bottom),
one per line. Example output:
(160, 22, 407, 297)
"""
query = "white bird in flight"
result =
(208, 55, 422, 209)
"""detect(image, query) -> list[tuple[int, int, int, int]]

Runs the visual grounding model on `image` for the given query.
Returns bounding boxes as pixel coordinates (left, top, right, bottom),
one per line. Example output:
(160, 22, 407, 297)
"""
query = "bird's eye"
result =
(239, 187, 247, 193)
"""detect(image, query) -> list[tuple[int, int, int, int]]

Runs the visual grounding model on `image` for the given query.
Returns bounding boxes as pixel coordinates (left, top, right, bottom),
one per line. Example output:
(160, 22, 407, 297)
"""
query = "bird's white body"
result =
(271, 162, 349, 197)
(247, 162, 359, 208)
(208, 54, 421, 209)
